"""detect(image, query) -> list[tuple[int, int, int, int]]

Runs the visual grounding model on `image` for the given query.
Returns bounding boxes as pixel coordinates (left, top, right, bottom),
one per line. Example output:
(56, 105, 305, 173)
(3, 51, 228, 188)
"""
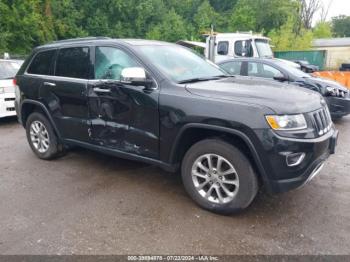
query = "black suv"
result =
(15, 38, 338, 214)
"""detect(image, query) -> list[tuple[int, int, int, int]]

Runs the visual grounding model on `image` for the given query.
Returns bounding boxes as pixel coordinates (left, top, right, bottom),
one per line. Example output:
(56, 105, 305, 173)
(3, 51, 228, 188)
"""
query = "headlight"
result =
(266, 114, 307, 131)
(326, 86, 336, 96)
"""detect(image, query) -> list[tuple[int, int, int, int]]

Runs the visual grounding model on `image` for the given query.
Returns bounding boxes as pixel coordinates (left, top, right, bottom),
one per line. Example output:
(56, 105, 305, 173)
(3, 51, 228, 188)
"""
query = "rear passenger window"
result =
(27, 50, 56, 75)
(55, 47, 90, 79)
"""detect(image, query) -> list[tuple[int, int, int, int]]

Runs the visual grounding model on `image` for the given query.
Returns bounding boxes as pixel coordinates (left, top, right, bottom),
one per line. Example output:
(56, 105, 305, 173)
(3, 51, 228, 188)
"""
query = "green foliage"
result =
(146, 8, 188, 42)
(313, 22, 332, 39)
(268, 17, 314, 51)
(332, 15, 350, 37)
(0, 0, 335, 55)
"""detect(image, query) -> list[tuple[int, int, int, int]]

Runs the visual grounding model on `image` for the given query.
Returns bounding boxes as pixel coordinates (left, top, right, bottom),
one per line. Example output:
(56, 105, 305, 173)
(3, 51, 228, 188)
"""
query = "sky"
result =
(317, 0, 350, 21)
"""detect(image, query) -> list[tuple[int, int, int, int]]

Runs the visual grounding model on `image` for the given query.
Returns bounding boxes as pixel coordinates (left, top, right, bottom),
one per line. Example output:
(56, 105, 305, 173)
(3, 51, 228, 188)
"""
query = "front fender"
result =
(169, 123, 270, 188)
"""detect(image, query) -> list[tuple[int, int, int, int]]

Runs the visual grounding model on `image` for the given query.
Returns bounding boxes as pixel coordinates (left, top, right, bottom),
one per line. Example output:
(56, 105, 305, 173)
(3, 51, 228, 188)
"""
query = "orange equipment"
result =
(313, 71, 350, 89)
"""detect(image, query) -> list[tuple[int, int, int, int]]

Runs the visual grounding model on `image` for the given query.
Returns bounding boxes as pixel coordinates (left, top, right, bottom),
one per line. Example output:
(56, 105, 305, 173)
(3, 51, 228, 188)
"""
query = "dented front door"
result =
(87, 46, 159, 159)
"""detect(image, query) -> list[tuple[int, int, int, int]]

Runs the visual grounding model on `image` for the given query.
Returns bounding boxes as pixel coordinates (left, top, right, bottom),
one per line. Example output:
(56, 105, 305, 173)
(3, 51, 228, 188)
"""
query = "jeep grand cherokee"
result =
(15, 37, 338, 214)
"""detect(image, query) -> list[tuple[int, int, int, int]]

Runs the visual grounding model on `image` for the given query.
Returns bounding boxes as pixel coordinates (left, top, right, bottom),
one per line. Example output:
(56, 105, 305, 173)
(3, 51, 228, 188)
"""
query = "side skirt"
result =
(64, 139, 178, 173)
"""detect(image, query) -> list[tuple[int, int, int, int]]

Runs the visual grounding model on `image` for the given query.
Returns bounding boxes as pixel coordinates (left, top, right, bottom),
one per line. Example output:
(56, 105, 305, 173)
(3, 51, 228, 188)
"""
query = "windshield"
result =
(138, 45, 227, 83)
(255, 39, 273, 58)
(0, 60, 23, 79)
(275, 60, 311, 78)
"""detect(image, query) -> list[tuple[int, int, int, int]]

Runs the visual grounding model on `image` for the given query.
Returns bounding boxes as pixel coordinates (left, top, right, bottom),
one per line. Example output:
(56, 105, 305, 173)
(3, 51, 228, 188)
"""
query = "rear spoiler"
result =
(176, 40, 206, 49)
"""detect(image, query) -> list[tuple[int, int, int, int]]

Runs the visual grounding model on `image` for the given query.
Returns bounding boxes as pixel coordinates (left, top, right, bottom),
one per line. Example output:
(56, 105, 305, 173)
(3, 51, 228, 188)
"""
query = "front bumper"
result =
(254, 128, 338, 193)
(0, 92, 16, 118)
(326, 96, 350, 118)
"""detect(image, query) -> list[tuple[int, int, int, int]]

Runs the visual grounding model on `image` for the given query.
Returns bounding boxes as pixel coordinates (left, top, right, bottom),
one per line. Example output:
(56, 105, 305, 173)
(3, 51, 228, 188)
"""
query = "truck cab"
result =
(178, 32, 273, 63)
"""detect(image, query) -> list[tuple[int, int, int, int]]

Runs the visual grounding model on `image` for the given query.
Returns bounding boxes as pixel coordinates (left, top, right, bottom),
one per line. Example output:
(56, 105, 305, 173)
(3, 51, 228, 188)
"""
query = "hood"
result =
(185, 77, 324, 115)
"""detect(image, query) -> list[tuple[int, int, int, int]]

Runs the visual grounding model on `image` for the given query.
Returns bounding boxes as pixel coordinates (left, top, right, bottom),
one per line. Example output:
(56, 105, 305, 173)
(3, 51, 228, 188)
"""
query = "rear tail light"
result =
(13, 79, 17, 86)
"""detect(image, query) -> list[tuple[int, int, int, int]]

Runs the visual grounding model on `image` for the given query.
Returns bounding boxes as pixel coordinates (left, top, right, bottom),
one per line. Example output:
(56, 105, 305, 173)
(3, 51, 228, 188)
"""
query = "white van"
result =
(0, 59, 23, 118)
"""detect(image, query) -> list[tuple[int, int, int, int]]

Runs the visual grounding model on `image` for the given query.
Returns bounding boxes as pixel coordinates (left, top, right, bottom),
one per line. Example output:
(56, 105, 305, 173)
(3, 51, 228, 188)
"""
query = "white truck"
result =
(177, 32, 273, 63)
(177, 32, 299, 69)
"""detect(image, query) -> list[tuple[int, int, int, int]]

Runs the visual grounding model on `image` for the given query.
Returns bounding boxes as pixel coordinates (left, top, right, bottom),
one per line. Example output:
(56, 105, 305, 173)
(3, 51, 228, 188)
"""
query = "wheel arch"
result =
(21, 99, 62, 139)
(169, 123, 269, 185)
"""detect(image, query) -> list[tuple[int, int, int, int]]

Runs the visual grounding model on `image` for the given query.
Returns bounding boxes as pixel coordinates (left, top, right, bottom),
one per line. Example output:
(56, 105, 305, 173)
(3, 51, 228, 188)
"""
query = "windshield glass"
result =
(138, 45, 226, 83)
(255, 39, 273, 58)
(0, 60, 23, 79)
(275, 60, 311, 78)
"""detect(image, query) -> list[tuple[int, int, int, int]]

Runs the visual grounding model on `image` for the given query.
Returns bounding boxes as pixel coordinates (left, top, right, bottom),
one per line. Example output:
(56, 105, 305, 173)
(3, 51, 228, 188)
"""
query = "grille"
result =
(311, 107, 332, 136)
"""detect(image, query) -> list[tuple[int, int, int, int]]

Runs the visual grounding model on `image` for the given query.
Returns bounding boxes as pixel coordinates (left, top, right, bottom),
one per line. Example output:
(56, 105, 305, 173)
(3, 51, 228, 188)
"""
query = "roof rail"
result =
(50, 37, 111, 44)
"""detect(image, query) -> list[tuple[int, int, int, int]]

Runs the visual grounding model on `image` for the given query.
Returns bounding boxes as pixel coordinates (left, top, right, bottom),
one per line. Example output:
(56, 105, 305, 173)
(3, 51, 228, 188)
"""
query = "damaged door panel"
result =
(88, 46, 160, 158)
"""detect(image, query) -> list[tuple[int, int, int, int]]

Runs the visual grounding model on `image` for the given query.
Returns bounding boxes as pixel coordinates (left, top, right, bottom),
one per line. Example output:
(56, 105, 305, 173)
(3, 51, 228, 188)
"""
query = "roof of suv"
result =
(35, 37, 175, 50)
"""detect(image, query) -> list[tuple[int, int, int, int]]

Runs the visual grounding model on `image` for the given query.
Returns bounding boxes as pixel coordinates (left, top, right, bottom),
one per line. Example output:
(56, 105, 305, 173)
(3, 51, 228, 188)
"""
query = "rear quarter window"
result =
(27, 50, 56, 75)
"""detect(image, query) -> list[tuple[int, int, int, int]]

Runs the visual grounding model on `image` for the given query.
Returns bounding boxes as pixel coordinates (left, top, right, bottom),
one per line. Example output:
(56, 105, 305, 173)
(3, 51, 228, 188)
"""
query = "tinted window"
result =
(55, 47, 90, 79)
(0, 60, 23, 79)
(217, 41, 229, 55)
(27, 50, 56, 75)
(248, 62, 283, 78)
(95, 47, 139, 80)
(220, 61, 242, 75)
(234, 40, 253, 57)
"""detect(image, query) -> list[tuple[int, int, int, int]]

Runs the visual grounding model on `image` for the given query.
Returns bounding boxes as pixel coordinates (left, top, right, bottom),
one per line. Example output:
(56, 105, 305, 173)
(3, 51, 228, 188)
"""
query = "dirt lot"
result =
(0, 116, 349, 255)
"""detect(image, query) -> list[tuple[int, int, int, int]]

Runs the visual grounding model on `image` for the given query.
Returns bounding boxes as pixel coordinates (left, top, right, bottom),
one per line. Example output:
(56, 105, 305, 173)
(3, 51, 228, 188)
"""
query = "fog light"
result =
(286, 152, 305, 167)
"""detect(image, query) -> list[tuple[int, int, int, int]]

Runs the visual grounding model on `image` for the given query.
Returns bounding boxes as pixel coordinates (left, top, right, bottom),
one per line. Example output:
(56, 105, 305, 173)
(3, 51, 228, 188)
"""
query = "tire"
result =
(25, 112, 64, 160)
(181, 139, 259, 215)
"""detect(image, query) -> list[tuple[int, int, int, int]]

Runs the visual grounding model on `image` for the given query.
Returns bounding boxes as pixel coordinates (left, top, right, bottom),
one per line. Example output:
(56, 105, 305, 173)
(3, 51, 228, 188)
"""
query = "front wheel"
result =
(181, 139, 259, 214)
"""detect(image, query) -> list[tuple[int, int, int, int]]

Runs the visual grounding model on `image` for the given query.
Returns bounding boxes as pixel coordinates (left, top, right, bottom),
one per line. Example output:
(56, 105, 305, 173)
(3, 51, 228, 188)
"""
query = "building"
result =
(313, 38, 350, 70)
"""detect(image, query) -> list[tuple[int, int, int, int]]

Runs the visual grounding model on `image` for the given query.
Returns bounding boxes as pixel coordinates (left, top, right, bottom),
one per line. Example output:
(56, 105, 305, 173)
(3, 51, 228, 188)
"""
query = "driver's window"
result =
(261, 64, 283, 79)
(95, 47, 139, 80)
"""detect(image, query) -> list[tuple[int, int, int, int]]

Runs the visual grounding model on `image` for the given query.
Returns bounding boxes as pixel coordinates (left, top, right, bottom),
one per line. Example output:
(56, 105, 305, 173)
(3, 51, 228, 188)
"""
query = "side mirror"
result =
(120, 67, 153, 88)
(273, 74, 288, 82)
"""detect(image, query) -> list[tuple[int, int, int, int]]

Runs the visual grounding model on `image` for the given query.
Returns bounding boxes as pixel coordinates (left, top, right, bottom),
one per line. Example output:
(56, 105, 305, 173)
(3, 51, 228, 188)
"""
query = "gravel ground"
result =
(0, 116, 349, 255)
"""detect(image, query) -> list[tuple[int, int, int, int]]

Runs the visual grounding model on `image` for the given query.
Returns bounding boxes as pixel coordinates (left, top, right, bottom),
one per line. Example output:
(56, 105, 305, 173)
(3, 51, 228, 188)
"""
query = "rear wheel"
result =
(26, 112, 64, 160)
(181, 139, 259, 214)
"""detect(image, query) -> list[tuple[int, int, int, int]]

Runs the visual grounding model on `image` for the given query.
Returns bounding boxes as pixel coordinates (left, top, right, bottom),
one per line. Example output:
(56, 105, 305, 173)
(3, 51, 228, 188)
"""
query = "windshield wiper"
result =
(178, 75, 229, 84)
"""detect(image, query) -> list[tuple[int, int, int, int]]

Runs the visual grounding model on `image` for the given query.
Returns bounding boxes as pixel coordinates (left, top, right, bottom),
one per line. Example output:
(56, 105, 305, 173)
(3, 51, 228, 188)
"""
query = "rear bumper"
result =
(254, 128, 338, 194)
(326, 96, 350, 118)
(0, 93, 16, 118)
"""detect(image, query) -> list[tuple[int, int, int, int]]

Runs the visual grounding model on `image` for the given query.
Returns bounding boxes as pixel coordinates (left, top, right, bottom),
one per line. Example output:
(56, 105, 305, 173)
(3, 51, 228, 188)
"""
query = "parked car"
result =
(339, 63, 350, 71)
(0, 59, 23, 118)
(218, 58, 350, 119)
(15, 38, 338, 214)
(292, 60, 319, 73)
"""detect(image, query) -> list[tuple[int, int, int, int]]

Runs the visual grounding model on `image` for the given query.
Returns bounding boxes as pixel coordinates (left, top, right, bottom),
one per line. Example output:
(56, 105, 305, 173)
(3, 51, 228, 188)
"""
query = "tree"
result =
(300, 0, 322, 29)
(146, 8, 188, 42)
(313, 22, 332, 39)
(268, 16, 313, 51)
(332, 15, 350, 37)
(194, 0, 219, 33)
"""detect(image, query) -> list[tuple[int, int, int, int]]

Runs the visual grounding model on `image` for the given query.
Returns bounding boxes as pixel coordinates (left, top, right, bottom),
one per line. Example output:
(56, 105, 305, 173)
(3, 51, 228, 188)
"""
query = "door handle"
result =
(43, 82, 56, 87)
(93, 87, 111, 93)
